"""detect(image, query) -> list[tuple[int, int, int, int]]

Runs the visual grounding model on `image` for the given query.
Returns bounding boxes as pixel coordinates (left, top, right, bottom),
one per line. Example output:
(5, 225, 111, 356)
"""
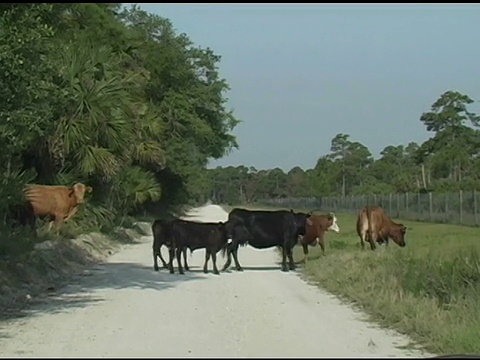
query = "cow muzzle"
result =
(329, 223, 340, 233)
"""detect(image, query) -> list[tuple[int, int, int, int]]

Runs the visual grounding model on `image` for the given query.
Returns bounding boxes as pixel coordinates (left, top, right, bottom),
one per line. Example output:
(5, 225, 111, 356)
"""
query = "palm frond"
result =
(75, 145, 120, 178)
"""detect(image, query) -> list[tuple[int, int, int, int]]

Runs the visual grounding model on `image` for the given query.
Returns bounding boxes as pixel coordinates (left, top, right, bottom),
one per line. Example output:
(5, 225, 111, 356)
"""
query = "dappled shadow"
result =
(0, 261, 206, 322)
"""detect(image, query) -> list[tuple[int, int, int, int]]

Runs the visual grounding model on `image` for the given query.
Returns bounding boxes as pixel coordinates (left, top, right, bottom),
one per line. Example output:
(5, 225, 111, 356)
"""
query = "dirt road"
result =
(0, 204, 433, 357)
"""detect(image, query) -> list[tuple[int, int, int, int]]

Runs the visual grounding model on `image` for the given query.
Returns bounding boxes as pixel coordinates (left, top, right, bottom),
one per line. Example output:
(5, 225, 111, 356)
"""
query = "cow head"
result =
(72, 183, 93, 204)
(326, 212, 340, 233)
(390, 224, 407, 247)
(293, 211, 311, 237)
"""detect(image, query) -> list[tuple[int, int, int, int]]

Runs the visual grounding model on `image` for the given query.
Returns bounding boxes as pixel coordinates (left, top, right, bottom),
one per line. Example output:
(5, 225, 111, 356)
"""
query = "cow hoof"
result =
(213, 270, 220, 275)
(203, 269, 208, 274)
(185, 267, 190, 271)
(281, 267, 289, 272)
(179, 271, 185, 275)
(154, 266, 159, 272)
(169, 270, 174, 274)
(236, 267, 244, 272)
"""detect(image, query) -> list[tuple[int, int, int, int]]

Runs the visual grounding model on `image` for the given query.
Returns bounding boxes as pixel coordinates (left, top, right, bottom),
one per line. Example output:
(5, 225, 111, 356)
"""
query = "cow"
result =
(356, 205, 406, 251)
(13, 182, 93, 232)
(299, 212, 340, 260)
(167, 218, 248, 275)
(222, 208, 312, 272)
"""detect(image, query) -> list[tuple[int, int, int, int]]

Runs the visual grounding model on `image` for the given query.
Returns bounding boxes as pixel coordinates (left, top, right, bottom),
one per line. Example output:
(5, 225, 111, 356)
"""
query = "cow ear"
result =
(306, 218, 313, 226)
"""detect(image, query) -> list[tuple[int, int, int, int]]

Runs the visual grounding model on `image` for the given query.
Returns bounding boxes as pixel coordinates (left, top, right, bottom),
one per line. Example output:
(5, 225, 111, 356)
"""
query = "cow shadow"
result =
(0, 261, 206, 322)
(233, 265, 282, 271)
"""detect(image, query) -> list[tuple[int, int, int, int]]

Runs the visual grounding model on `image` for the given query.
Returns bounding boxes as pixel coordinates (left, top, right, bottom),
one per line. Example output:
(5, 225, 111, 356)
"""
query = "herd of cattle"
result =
(152, 205, 408, 275)
(7, 182, 408, 274)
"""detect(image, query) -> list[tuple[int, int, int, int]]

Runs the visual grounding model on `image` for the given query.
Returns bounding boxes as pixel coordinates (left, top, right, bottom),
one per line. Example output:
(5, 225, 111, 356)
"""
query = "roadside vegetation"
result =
(0, 4, 238, 255)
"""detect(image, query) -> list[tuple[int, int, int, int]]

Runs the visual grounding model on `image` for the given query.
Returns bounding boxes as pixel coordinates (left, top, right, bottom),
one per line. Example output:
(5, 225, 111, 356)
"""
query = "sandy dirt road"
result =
(0, 204, 433, 358)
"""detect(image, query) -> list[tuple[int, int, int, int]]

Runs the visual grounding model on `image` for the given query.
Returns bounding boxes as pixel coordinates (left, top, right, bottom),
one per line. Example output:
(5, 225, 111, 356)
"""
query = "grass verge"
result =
(223, 203, 480, 356)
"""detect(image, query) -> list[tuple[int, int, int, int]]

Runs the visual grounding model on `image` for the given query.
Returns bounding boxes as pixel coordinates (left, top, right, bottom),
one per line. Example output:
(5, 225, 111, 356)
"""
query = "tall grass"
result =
(291, 211, 480, 355)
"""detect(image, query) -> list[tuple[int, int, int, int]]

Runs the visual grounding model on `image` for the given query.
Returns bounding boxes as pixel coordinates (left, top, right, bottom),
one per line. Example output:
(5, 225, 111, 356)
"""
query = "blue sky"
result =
(131, 4, 480, 171)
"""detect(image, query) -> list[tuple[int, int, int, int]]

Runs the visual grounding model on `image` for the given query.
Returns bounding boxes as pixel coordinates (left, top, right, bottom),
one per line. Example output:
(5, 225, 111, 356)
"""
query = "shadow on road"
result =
(0, 261, 206, 323)
(235, 265, 282, 271)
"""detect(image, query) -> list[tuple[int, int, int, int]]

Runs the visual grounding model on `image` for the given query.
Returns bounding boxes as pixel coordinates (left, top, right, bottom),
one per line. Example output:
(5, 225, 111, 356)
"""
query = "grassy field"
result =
(222, 204, 480, 356)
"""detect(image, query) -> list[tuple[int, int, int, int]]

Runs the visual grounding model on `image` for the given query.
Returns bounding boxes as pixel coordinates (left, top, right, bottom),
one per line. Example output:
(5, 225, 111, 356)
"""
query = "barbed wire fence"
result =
(258, 190, 480, 227)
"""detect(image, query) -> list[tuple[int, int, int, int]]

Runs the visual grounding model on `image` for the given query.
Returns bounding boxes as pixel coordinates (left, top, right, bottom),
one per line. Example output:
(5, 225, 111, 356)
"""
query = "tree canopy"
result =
(206, 90, 480, 204)
(0, 4, 239, 230)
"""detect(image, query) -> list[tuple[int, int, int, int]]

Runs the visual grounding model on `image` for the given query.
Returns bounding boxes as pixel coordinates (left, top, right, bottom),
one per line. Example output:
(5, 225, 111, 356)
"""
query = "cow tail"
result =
(366, 206, 373, 243)
(220, 241, 229, 258)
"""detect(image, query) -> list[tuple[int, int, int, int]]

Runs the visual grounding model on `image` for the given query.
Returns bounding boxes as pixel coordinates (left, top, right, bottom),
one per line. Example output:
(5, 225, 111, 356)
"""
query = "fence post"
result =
(429, 192, 433, 221)
(389, 193, 392, 215)
(474, 190, 478, 226)
(445, 193, 448, 222)
(406, 192, 409, 214)
(417, 192, 421, 219)
(396, 193, 400, 218)
(459, 190, 463, 224)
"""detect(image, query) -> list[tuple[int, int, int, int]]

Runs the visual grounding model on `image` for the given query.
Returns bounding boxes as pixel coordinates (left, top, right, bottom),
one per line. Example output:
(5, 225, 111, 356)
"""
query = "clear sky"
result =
(131, 3, 480, 172)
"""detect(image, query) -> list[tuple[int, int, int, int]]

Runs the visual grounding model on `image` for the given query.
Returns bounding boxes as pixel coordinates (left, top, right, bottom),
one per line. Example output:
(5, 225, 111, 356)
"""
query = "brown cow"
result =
(356, 205, 406, 251)
(20, 182, 93, 232)
(299, 212, 340, 260)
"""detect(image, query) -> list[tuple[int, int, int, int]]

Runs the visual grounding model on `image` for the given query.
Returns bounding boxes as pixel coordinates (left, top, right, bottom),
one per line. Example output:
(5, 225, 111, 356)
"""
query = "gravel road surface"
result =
(0, 204, 433, 358)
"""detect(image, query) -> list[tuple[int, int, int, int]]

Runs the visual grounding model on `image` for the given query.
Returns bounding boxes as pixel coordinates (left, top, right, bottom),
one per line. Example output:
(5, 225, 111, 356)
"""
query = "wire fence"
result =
(258, 190, 480, 227)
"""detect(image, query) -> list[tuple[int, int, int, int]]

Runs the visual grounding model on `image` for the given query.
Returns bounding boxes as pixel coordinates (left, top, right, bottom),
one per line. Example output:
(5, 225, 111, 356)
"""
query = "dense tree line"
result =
(0, 4, 239, 234)
(206, 90, 480, 205)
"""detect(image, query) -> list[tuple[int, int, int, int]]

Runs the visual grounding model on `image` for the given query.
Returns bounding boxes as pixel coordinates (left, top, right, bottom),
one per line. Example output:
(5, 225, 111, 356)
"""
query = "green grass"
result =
(224, 204, 480, 356)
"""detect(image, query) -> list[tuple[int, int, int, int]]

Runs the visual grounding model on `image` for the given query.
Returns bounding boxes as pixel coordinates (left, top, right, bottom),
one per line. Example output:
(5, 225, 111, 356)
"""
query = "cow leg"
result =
(287, 245, 295, 271)
(222, 246, 232, 271)
(168, 247, 175, 274)
(280, 246, 288, 272)
(159, 248, 169, 269)
(154, 246, 169, 271)
(302, 243, 309, 262)
(176, 247, 185, 275)
(211, 251, 220, 275)
(203, 250, 211, 274)
(359, 229, 367, 250)
(183, 247, 190, 271)
(231, 246, 243, 271)
(52, 214, 64, 234)
(318, 237, 326, 256)
(368, 233, 377, 251)
(223, 242, 243, 272)
(153, 247, 159, 271)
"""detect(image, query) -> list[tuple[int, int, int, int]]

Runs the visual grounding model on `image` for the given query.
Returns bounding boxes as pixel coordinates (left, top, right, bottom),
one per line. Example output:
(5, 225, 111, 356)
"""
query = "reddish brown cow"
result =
(356, 205, 406, 251)
(19, 182, 93, 232)
(299, 212, 340, 260)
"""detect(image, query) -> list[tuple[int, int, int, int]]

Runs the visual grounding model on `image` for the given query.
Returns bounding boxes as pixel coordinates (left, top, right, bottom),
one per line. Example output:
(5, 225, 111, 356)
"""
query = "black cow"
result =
(222, 208, 312, 272)
(167, 218, 247, 275)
